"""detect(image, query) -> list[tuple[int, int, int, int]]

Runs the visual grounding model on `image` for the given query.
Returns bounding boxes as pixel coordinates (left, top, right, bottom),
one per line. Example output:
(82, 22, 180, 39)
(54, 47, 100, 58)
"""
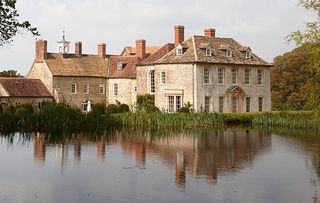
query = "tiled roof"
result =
(0, 78, 52, 97)
(121, 46, 162, 58)
(45, 53, 108, 77)
(156, 36, 271, 66)
(139, 43, 175, 65)
(108, 56, 140, 79)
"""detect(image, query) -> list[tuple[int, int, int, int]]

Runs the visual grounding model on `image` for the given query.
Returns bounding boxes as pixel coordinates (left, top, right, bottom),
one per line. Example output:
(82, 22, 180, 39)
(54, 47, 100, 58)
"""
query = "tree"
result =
(0, 0, 39, 46)
(0, 69, 21, 77)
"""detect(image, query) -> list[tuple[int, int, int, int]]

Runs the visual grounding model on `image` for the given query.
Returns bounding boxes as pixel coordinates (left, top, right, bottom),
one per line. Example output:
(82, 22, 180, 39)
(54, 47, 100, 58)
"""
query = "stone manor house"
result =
(28, 25, 272, 113)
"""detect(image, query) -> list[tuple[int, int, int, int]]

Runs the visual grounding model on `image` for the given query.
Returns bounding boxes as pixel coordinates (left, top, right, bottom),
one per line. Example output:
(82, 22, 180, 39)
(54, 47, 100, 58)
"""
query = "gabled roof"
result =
(44, 53, 108, 77)
(121, 46, 162, 58)
(139, 43, 175, 65)
(0, 78, 52, 97)
(156, 36, 271, 66)
(108, 56, 140, 79)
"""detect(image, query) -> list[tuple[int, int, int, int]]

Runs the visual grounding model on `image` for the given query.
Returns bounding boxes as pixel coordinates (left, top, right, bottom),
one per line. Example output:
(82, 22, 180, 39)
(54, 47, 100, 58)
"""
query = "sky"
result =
(0, 0, 317, 76)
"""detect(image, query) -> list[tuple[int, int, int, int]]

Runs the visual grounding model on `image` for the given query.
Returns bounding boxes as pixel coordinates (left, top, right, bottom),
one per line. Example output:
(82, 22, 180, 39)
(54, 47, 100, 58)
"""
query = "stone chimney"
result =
(204, 28, 216, 38)
(174, 25, 184, 47)
(98, 43, 106, 59)
(35, 40, 47, 63)
(136, 39, 146, 60)
(75, 42, 82, 57)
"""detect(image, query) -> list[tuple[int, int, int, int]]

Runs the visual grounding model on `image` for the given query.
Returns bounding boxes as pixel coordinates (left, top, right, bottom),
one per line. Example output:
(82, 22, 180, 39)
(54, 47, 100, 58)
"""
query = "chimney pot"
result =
(174, 25, 184, 47)
(35, 40, 47, 63)
(75, 42, 82, 57)
(204, 28, 216, 38)
(136, 39, 146, 60)
(98, 43, 106, 59)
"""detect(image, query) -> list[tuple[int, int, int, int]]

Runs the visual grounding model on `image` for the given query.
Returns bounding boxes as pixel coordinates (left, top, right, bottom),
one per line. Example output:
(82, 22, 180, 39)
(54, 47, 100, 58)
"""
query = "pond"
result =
(0, 128, 320, 203)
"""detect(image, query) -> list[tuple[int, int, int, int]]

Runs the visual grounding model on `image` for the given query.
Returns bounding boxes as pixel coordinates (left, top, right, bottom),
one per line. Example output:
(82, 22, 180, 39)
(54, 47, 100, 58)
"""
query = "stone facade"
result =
(137, 63, 271, 113)
(107, 78, 137, 109)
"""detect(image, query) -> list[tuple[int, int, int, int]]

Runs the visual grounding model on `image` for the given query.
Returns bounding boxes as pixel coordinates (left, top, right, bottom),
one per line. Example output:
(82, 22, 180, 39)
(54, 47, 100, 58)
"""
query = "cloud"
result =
(0, 0, 316, 75)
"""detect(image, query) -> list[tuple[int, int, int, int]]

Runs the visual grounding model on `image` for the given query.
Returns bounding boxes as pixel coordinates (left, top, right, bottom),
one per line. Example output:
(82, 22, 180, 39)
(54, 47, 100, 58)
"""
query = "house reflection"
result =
(32, 129, 271, 187)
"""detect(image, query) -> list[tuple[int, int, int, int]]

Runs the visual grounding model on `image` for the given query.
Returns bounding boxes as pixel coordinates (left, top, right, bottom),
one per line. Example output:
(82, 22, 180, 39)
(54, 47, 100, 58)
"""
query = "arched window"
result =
(149, 70, 155, 94)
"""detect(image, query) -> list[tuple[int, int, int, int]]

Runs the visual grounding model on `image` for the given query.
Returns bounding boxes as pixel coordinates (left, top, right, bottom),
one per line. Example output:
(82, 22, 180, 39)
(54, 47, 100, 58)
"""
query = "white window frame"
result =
(117, 63, 123, 71)
(245, 69, 251, 85)
(231, 96, 238, 113)
(226, 49, 232, 57)
(99, 84, 105, 94)
(71, 84, 77, 94)
(203, 67, 210, 84)
(83, 84, 89, 94)
(205, 48, 212, 56)
(113, 83, 119, 96)
(148, 69, 155, 94)
(245, 51, 252, 59)
(257, 69, 264, 85)
(218, 68, 224, 84)
(176, 47, 183, 56)
(231, 68, 238, 84)
(166, 95, 182, 113)
(160, 71, 166, 85)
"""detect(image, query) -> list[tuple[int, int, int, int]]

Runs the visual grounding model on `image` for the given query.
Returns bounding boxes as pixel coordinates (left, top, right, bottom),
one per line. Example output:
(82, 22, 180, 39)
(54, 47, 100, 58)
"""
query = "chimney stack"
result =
(174, 25, 184, 47)
(35, 40, 47, 63)
(75, 42, 82, 57)
(204, 28, 216, 38)
(98, 43, 106, 59)
(136, 39, 146, 60)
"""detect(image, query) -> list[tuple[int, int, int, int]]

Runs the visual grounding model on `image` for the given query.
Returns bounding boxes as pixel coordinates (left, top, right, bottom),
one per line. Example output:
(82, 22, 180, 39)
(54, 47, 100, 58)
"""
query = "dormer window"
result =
(176, 45, 183, 56)
(205, 48, 212, 56)
(245, 51, 252, 59)
(117, 62, 127, 71)
(226, 49, 232, 57)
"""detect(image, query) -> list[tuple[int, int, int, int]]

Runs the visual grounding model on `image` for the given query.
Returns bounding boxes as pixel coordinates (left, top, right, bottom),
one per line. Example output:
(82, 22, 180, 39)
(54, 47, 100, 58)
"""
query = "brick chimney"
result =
(136, 39, 146, 60)
(75, 42, 82, 57)
(98, 43, 106, 59)
(35, 40, 47, 63)
(174, 25, 184, 47)
(204, 28, 216, 38)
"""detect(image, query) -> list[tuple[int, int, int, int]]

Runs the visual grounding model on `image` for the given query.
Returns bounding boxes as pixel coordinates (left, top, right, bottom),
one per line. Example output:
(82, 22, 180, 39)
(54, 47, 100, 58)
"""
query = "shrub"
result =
(92, 103, 106, 114)
(3, 105, 15, 115)
(16, 103, 34, 114)
(107, 104, 119, 114)
(179, 107, 190, 113)
(118, 103, 130, 113)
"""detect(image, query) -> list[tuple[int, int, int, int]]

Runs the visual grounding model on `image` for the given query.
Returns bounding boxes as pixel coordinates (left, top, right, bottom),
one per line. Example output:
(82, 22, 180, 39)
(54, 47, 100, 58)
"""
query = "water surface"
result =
(0, 128, 320, 203)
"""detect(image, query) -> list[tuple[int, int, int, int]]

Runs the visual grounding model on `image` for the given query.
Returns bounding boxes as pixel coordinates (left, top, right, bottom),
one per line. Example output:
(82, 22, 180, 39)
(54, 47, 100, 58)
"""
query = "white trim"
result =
(71, 83, 77, 94)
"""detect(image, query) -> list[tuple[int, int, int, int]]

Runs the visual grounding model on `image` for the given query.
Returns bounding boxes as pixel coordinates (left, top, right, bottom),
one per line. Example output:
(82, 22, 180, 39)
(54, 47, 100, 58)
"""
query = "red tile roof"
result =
(108, 56, 140, 79)
(139, 43, 175, 65)
(0, 78, 52, 97)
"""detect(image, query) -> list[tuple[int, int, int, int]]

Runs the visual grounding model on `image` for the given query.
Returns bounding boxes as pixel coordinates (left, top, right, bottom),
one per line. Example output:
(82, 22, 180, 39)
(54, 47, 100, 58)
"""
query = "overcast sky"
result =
(0, 0, 316, 75)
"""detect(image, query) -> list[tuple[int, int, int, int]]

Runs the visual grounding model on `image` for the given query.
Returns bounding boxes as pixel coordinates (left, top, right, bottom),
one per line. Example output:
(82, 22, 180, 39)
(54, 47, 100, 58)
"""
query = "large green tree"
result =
(0, 0, 39, 46)
(0, 69, 21, 77)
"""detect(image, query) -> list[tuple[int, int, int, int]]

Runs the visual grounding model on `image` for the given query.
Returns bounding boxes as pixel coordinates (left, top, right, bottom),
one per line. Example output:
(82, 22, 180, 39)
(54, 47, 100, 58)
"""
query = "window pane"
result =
(246, 97, 250, 112)
(218, 68, 224, 84)
(168, 96, 174, 112)
(232, 97, 237, 113)
(176, 96, 181, 112)
(219, 97, 224, 113)
(204, 68, 209, 84)
(114, 84, 118, 96)
(259, 97, 263, 111)
(204, 96, 210, 112)
(245, 69, 250, 85)
(150, 70, 155, 93)
(232, 69, 237, 84)
(161, 71, 166, 84)
(258, 69, 263, 85)
(71, 84, 76, 94)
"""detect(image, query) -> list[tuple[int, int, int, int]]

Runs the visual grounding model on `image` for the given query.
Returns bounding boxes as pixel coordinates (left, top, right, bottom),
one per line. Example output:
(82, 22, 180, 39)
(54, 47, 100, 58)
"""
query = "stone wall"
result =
(27, 62, 53, 94)
(108, 78, 137, 109)
(53, 76, 106, 110)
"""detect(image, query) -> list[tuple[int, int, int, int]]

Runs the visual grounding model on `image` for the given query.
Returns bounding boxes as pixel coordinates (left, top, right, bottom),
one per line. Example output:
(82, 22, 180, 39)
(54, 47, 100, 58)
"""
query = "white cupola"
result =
(57, 29, 70, 54)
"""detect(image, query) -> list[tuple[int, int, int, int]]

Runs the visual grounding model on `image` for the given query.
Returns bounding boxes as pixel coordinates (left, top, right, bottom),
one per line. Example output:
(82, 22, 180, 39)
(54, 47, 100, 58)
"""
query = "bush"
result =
(118, 103, 130, 113)
(107, 104, 119, 114)
(179, 107, 190, 113)
(4, 105, 15, 115)
(92, 103, 106, 114)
